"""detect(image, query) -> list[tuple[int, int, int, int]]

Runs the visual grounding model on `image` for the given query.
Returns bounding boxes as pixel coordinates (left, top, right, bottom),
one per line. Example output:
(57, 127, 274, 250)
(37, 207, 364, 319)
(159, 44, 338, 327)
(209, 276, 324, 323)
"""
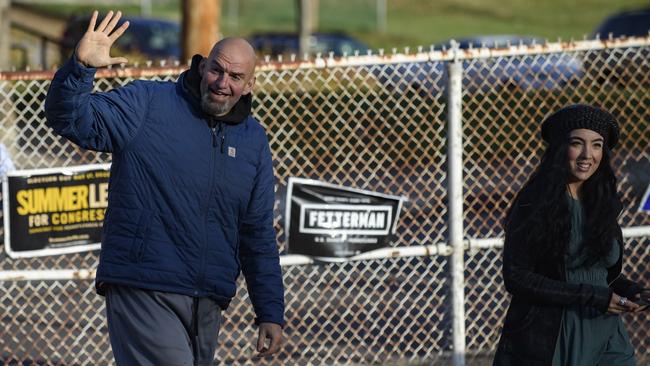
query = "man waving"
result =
(45, 10, 284, 365)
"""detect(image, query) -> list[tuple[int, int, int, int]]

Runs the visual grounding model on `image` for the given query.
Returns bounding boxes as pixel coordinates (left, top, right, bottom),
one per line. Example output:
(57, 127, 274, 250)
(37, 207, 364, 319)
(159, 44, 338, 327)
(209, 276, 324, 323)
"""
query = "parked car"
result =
(436, 34, 541, 50)
(592, 7, 650, 38)
(60, 15, 180, 63)
(375, 35, 583, 95)
(457, 35, 583, 91)
(586, 8, 650, 86)
(248, 32, 369, 59)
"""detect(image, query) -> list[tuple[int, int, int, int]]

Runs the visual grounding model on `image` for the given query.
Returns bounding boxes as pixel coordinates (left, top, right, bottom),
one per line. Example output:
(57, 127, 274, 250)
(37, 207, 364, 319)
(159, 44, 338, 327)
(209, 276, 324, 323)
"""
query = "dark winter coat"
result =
(493, 199, 643, 365)
(44, 55, 285, 326)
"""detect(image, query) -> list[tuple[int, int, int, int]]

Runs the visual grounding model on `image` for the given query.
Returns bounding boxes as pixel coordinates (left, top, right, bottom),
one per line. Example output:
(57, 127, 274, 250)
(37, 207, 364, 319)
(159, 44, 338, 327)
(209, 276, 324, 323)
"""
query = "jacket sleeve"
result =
(610, 276, 645, 299)
(238, 134, 285, 327)
(609, 231, 646, 299)
(502, 202, 612, 312)
(44, 56, 150, 153)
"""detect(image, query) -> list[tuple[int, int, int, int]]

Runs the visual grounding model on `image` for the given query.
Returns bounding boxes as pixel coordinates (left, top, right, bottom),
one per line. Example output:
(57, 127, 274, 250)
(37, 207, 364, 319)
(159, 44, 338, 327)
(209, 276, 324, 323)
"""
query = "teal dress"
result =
(552, 198, 636, 366)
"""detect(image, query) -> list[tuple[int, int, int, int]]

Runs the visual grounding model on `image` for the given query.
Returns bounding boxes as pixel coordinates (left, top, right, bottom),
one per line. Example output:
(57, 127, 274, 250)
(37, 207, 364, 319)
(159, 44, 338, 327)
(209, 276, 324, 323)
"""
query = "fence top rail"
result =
(1, 35, 650, 81)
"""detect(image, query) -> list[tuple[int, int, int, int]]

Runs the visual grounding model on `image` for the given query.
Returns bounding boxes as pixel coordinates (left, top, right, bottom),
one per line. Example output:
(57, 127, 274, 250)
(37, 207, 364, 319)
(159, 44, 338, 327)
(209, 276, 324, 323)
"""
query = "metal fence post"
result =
(447, 42, 466, 366)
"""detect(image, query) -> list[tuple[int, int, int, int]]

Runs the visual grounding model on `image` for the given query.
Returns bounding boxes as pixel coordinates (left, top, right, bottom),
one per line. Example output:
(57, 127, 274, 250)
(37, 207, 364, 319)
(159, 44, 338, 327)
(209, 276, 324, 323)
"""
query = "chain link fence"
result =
(0, 38, 649, 365)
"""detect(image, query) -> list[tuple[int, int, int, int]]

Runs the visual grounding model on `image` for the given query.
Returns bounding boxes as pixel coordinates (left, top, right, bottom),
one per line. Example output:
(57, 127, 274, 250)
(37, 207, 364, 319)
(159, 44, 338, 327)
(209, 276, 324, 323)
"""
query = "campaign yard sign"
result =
(285, 177, 406, 261)
(2, 164, 110, 258)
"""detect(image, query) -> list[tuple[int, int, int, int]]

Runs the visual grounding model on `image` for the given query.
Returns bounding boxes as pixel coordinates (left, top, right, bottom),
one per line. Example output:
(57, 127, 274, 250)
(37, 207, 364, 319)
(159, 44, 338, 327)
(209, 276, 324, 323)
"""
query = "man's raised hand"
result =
(75, 10, 130, 68)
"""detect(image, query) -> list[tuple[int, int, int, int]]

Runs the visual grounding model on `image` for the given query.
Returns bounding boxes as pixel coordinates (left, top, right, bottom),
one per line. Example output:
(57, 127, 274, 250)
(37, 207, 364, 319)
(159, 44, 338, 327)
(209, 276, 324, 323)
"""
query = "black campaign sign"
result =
(3, 164, 110, 258)
(285, 178, 406, 261)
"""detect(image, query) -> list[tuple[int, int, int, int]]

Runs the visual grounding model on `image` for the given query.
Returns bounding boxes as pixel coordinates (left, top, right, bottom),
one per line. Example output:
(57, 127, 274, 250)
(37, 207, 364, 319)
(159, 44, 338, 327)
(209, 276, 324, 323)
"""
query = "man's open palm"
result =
(76, 10, 130, 68)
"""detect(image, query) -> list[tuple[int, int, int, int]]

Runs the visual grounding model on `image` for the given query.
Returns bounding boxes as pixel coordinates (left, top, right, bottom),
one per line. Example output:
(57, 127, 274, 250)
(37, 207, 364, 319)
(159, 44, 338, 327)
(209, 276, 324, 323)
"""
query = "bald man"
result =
(45, 11, 284, 365)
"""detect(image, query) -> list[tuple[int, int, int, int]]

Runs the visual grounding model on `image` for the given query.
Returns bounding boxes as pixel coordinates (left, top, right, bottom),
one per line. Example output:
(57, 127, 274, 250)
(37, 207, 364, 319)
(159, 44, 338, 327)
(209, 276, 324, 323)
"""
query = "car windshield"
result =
(249, 34, 368, 57)
(115, 21, 179, 57)
(310, 36, 368, 56)
(449, 36, 540, 49)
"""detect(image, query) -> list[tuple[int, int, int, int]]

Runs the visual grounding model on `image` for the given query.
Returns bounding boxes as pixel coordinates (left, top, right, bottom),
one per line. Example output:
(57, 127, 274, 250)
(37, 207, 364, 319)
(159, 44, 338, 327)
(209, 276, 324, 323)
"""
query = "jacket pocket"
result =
(221, 144, 257, 203)
(225, 220, 241, 278)
(101, 207, 111, 239)
(129, 210, 153, 262)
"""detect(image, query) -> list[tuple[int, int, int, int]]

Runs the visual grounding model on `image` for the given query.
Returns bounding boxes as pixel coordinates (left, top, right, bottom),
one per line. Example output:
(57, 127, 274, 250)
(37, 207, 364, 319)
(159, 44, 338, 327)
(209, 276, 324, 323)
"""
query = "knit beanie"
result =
(541, 104, 619, 149)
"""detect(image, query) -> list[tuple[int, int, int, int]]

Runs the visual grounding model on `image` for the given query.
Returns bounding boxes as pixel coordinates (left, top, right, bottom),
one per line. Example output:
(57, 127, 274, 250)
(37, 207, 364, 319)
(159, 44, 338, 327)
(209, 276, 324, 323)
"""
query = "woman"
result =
(493, 104, 649, 366)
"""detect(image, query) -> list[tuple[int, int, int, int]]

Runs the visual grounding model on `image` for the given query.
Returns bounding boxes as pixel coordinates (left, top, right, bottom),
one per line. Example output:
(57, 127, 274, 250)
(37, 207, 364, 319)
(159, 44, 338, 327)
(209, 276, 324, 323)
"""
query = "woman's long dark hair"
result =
(505, 138, 622, 264)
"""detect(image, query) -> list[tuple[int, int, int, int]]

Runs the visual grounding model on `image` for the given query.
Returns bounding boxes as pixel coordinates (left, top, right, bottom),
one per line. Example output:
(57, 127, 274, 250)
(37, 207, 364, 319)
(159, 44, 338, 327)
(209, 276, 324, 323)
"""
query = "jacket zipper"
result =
(608, 273, 622, 286)
(219, 122, 225, 154)
(197, 123, 219, 296)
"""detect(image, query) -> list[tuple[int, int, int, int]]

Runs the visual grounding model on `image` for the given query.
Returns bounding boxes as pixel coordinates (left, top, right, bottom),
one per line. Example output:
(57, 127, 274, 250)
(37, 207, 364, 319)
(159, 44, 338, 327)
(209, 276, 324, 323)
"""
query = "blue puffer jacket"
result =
(44, 56, 284, 326)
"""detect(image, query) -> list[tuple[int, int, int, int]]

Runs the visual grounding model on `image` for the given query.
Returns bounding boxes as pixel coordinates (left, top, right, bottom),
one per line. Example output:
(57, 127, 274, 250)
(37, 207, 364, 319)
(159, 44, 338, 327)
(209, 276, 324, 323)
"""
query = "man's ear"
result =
(243, 75, 256, 95)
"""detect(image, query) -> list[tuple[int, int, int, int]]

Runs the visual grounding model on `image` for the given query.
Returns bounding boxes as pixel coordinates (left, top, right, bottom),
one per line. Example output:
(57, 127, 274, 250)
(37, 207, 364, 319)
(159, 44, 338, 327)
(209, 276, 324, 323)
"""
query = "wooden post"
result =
(182, 0, 221, 63)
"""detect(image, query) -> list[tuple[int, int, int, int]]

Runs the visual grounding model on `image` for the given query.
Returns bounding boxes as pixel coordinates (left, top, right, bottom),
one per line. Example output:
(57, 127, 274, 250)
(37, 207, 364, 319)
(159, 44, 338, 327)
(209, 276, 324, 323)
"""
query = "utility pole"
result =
(297, 0, 318, 58)
(182, 0, 221, 62)
(0, 0, 10, 70)
(226, 0, 238, 31)
(140, 0, 152, 17)
(377, 0, 387, 33)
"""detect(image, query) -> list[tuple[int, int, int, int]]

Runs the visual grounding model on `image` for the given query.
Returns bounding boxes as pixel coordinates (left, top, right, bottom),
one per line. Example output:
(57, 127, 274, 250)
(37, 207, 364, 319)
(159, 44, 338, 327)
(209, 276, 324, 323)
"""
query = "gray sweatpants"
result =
(105, 285, 222, 366)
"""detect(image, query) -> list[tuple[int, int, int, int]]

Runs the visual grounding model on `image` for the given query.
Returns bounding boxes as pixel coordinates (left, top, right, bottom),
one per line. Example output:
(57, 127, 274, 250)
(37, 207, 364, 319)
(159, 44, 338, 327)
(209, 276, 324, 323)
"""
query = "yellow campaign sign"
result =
(2, 164, 111, 258)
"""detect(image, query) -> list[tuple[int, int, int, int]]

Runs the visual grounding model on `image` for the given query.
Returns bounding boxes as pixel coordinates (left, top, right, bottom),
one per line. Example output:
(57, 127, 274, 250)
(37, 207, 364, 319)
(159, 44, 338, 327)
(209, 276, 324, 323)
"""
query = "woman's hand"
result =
(608, 292, 640, 314)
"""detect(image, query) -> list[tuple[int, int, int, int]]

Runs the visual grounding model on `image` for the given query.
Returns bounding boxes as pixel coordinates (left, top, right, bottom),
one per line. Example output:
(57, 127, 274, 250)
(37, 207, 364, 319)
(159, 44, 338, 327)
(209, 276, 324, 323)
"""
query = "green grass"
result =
(30, 0, 650, 50)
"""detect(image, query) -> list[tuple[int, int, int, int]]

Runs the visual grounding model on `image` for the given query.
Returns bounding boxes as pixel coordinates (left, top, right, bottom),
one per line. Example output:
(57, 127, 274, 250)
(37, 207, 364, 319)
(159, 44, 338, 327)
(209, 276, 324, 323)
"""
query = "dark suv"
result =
(247, 32, 368, 59)
(60, 16, 180, 64)
(586, 8, 650, 86)
(375, 35, 583, 95)
(592, 7, 650, 38)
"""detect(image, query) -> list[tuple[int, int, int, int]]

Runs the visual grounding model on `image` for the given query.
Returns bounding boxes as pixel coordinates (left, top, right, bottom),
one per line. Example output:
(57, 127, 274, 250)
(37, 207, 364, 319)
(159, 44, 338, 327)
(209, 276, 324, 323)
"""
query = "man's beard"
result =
(201, 92, 233, 117)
